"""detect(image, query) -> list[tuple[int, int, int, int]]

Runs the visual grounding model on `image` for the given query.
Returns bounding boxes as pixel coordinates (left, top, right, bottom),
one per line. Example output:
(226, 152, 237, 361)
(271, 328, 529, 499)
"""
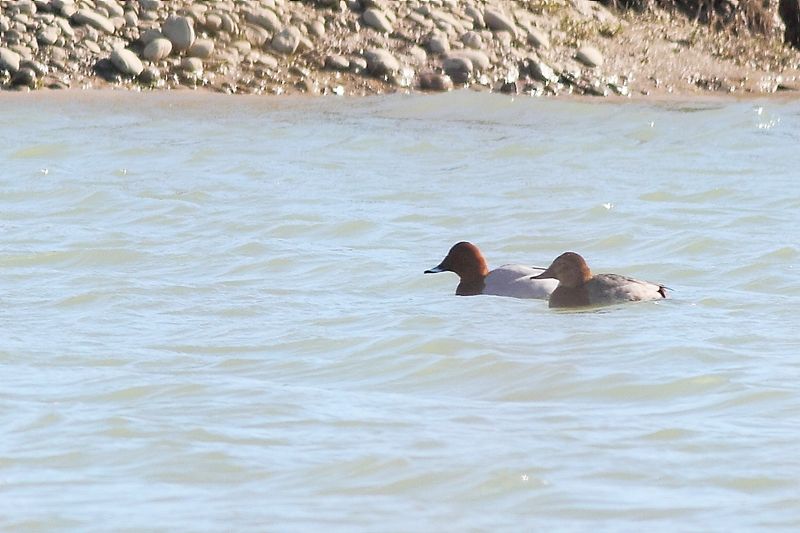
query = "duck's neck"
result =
(549, 285, 591, 308)
(456, 276, 486, 296)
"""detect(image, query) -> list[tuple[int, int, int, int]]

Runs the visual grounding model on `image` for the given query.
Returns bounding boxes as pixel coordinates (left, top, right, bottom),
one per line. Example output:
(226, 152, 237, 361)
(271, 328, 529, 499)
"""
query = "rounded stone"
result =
(11, 66, 36, 87)
(0, 47, 21, 73)
(271, 26, 302, 55)
(140, 28, 162, 46)
(181, 57, 203, 73)
(427, 33, 449, 54)
(447, 49, 490, 71)
(529, 59, 558, 83)
(461, 31, 483, 49)
(364, 48, 399, 76)
(362, 8, 393, 34)
(419, 71, 452, 91)
(72, 8, 115, 34)
(37, 26, 60, 46)
(483, 8, 517, 38)
(187, 39, 214, 59)
(442, 56, 472, 83)
(162, 15, 195, 51)
(324, 54, 350, 71)
(527, 27, 550, 50)
(110, 48, 143, 76)
(576, 45, 603, 68)
(244, 8, 282, 33)
(142, 37, 172, 61)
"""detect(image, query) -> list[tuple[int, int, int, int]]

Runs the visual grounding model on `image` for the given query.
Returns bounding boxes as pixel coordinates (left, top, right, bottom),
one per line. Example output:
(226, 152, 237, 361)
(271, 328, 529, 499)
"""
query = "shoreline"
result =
(2, 0, 800, 99)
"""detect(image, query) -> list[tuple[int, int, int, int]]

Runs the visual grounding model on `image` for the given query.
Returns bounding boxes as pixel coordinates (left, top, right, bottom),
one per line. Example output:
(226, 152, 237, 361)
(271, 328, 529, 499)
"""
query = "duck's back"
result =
(484, 265, 558, 299)
(586, 274, 668, 305)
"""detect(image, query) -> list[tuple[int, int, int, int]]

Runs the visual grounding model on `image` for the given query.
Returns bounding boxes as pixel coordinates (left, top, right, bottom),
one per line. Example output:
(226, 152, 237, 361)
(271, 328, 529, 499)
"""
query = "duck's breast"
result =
(587, 274, 667, 305)
(483, 264, 558, 299)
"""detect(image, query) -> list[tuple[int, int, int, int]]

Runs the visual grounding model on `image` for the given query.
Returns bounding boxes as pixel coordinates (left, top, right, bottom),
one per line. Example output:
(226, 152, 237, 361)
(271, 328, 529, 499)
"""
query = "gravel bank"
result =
(1, 0, 800, 96)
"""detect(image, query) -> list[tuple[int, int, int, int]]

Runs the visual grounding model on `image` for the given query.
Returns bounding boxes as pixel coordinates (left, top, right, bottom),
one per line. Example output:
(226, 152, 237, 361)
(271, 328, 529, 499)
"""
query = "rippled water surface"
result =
(2, 91, 799, 531)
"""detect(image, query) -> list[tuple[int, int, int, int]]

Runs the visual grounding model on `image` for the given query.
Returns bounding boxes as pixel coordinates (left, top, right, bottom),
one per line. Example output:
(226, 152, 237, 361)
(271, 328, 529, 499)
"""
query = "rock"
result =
(187, 39, 214, 59)
(349, 56, 367, 73)
(527, 27, 550, 50)
(72, 8, 115, 34)
(364, 48, 399, 76)
(55, 17, 74, 39)
(419, 71, 453, 91)
(325, 54, 350, 71)
(11, 67, 36, 88)
(529, 59, 558, 83)
(142, 37, 172, 61)
(483, 8, 517, 37)
(140, 29, 162, 46)
(139, 66, 161, 85)
(244, 8, 282, 33)
(0, 47, 21, 73)
(110, 48, 143, 76)
(140, 0, 161, 10)
(447, 49, 490, 71)
(427, 33, 450, 54)
(271, 26, 302, 55)
(465, 5, 485, 28)
(124, 10, 138, 28)
(181, 57, 203, 73)
(244, 24, 270, 47)
(96, 0, 124, 18)
(461, 31, 483, 49)
(37, 26, 60, 46)
(576, 45, 603, 67)
(203, 13, 222, 32)
(362, 8, 393, 33)
(162, 15, 195, 51)
(442, 56, 472, 83)
(309, 20, 325, 38)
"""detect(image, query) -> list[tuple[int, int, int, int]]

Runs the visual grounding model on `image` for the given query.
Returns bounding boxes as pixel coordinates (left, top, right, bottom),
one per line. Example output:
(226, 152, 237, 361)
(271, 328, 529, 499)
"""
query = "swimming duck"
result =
(531, 251, 669, 308)
(425, 241, 557, 298)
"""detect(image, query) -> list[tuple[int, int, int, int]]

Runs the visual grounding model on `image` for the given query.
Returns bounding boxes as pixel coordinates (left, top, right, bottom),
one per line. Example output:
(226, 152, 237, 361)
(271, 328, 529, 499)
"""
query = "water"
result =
(1, 90, 799, 531)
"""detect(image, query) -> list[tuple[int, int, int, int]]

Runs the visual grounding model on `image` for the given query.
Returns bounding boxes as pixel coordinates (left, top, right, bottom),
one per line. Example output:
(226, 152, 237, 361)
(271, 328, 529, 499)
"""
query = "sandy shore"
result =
(1, 0, 800, 98)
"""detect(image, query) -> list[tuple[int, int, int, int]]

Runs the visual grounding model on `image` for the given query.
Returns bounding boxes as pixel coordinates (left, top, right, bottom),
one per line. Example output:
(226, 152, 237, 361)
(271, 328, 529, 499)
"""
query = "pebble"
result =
(427, 33, 450, 54)
(419, 70, 453, 91)
(180, 57, 203, 73)
(363, 8, 393, 34)
(11, 66, 36, 87)
(244, 24, 270, 47)
(162, 15, 195, 51)
(0, 47, 21, 73)
(37, 26, 60, 46)
(187, 39, 214, 59)
(529, 58, 558, 83)
(483, 8, 517, 38)
(324, 54, 350, 71)
(442, 55, 472, 83)
(96, 0, 124, 19)
(72, 8, 116, 34)
(271, 26, 302, 55)
(244, 8, 282, 33)
(527, 27, 550, 50)
(110, 48, 143, 76)
(364, 48, 399, 76)
(142, 37, 172, 61)
(447, 49, 490, 71)
(349, 56, 367, 73)
(461, 31, 483, 49)
(576, 45, 603, 67)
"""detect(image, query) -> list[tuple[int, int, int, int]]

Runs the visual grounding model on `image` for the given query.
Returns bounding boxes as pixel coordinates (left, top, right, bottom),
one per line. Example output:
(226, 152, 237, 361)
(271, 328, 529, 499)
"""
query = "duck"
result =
(531, 251, 669, 308)
(425, 241, 557, 298)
